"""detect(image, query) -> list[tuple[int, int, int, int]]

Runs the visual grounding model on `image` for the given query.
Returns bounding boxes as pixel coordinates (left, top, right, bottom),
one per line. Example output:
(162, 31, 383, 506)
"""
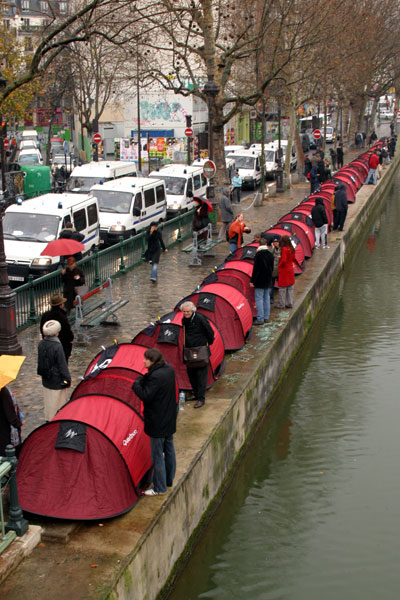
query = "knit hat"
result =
(42, 320, 61, 337)
(50, 293, 66, 307)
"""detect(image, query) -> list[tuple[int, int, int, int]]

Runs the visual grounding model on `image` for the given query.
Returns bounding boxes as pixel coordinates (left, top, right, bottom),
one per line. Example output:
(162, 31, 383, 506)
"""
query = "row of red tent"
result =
(17, 143, 382, 520)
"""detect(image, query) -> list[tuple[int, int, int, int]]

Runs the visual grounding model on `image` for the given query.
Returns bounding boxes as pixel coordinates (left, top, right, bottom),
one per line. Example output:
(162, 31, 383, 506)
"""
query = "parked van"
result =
(67, 161, 137, 193)
(90, 177, 167, 246)
(224, 145, 248, 157)
(251, 141, 297, 177)
(148, 164, 207, 216)
(4, 193, 100, 283)
(21, 130, 39, 142)
(226, 148, 262, 189)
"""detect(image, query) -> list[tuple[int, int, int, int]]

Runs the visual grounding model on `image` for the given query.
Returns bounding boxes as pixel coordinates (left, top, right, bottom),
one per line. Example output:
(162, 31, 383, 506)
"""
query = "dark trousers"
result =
(150, 435, 176, 493)
(337, 156, 344, 169)
(334, 209, 347, 231)
(186, 364, 208, 403)
(232, 187, 241, 203)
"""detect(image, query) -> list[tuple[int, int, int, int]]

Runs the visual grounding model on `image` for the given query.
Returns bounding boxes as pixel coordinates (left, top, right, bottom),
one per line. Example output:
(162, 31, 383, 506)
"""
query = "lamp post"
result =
(202, 76, 219, 225)
(275, 98, 284, 193)
(0, 71, 22, 355)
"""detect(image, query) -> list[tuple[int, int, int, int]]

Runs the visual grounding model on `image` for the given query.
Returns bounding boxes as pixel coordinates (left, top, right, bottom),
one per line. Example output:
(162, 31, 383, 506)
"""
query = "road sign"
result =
(3, 138, 10, 150)
(203, 159, 216, 179)
(184, 127, 193, 137)
(93, 133, 102, 144)
(396, 110, 400, 122)
(313, 129, 322, 139)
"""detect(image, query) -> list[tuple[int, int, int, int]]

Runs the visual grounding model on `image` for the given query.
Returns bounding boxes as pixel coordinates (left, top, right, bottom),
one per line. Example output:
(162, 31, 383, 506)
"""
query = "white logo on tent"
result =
(123, 429, 138, 446)
(65, 429, 78, 439)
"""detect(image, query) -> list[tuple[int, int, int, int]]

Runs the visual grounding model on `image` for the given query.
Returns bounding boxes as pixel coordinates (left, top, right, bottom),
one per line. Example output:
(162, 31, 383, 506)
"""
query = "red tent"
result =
(132, 311, 225, 390)
(302, 196, 334, 227)
(272, 221, 314, 257)
(265, 229, 305, 274)
(176, 282, 253, 351)
(201, 267, 256, 317)
(17, 344, 159, 520)
(279, 211, 314, 229)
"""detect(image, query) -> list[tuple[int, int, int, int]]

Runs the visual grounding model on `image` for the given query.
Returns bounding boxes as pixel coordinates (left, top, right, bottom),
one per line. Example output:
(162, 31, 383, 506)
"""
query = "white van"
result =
(89, 177, 167, 245)
(226, 148, 262, 189)
(67, 161, 137, 193)
(4, 193, 100, 283)
(224, 145, 248, 157)
(251, 141, 297, 177)
(21, 130, 39, 142)
(148, 164, 207, 216)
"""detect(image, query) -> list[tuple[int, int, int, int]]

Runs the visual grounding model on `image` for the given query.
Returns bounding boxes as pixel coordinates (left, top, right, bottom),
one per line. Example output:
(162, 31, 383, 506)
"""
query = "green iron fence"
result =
(15, 209, 195, 331)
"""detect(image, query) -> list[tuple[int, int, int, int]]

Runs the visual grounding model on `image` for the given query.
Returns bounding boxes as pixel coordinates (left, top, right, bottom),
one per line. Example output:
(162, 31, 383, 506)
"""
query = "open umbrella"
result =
(0, 355, 26, 390)
(40, 238, 85, 257)
(194, 196, 213, 212)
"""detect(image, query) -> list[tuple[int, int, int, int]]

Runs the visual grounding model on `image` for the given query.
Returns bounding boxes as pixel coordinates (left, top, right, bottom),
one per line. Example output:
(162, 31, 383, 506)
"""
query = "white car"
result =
(19, 140, 38, 151)
(17, 148, 43, 166)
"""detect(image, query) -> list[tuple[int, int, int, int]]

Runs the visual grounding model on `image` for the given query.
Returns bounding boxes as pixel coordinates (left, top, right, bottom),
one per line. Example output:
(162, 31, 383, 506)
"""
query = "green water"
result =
(169, 177, 400, 599)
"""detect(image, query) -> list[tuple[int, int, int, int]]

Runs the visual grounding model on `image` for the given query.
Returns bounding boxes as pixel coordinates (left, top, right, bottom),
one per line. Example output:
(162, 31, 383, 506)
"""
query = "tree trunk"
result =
(284, 104, 296, 179)
(369, 97, 378, 134)
(213, 100, 229, 200)
(342, 104, 350, 148)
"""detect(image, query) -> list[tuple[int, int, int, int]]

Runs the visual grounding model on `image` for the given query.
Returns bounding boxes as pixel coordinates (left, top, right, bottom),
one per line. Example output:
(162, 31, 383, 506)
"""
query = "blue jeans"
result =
(365, 168, 377, 184)
(150, 435, 176, 493)
(150, 262, 158, 280)
(254, 287, 271, 322)
(229, 242, 238, 253)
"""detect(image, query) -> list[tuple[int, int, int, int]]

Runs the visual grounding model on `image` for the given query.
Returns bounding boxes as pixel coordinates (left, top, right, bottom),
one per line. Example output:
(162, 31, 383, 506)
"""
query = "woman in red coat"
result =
(276, 235, 295, 308)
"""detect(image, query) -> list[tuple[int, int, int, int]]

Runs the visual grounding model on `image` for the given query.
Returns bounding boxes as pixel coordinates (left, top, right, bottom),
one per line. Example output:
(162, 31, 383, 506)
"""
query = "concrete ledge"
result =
(0, 525, 42, 585)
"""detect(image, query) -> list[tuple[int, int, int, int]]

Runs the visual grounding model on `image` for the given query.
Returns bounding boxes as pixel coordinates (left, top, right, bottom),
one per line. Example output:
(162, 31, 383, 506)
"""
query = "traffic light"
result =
(92, 142, 97, 150)
(186, 115, 192, 127)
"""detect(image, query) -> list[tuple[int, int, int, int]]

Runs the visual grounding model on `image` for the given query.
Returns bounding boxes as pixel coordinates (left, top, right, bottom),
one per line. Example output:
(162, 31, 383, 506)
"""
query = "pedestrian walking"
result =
(180, 301, 215, 409)
(329, 147, 337, 170)
(333, 182, 348, 231)
(390, 121, 395, 135)
(276, 236, 295, 309)
(144, 222, 167, 283)
(133, 348, 177, 496)
(365, 151, 379, 184)
(250, 234, 274, 324)
(0, 386, 22, 457)
(336, 143, 344, 169)
(40, 294, 74, 362)
(61, 257, 85, 312)
(231, 170, 242, 204)
(37, 320, 71, 421)
(218, 185, 234, 241)
(227, 213, 251, 253)
(311, 198, 329, 248)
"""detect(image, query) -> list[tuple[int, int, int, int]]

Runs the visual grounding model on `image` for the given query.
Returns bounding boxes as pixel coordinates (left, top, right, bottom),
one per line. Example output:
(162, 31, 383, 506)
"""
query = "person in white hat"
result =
(37, 320, 71, 421)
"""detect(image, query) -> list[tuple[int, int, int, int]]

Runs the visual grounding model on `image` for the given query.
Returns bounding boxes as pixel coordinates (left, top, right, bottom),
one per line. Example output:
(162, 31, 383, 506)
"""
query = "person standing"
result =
(218, 186, 234, 241)
(59, 222, 84, 261)
(329, 147, 337, 170)
(309, 163, 319, 194)
(311, 198, 329, 249)
(40, 294, 74, 362)
(369, 131, 377, 147)
(270, 236, 281, 303)
(334, 182, 348, 231)
(304, 155, 312, 179)
(181, 301, 215, 409)
(133, 348, 177, 496)
(228, 213, 251, 253)
(336, 143, 344, 169)
(250, 235, 274, 325)
(276, 236, 295, 309)
(231, 170, 242, 204)
(61, 257, 85, 312)
(0, 386, 22, 457)
(144, 222, 167, 283)
(365, 151, 379, 184)
(37, 320, 71, 421)
(193, 197, 210, 240)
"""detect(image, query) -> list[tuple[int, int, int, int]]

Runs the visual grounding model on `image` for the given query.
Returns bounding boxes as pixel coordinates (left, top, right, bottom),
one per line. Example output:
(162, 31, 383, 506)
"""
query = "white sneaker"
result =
(315, 245, 320, 249)
(323, 245, 330, 249)
(144, 489, 166, 496)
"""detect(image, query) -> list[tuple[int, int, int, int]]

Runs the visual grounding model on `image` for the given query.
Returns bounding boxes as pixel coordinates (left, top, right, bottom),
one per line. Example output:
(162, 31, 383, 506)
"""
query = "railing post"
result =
(93, 248, 101, 287)
(118, 236, 127, 273)
(177, 212, 182, 243)
(28, 275, 36, 322)
(3, 446, 28, 537)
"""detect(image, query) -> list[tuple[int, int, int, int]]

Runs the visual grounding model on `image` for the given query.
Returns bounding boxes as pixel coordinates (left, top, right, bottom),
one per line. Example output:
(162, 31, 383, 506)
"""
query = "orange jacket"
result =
(228, 221, 246, 248)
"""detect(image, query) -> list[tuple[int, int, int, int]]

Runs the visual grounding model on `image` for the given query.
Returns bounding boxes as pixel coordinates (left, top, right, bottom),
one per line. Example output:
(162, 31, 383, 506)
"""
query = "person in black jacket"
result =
(0, 386, 22, 457)
(193, 197, 210, 240)
(336, 143, 344, 169)
(333, 182, 348, 231)
(38, 320, 71, 420)
(181, 301, 215, 408)
(133, 349, 177, 496)
(144, 222, 167, 283)
(311, 198, 329, 248)
(40, 293, 74, 362)
(59, 222, 84, 261)
(61, 257, 85, 312)
(250, 235, 274, 324)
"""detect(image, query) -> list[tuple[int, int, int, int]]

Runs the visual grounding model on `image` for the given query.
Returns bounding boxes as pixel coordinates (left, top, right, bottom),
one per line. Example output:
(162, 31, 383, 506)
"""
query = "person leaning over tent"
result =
(250, 233, 274, 325)
(133, 348, 177, 497)
(181, 301, 215, 409)
(38, 320, 71, 421)
(61, 256, 85, 312)
(276, 235, 295, 309)
(40, 293, 74, 362)
(228, 213, 251, 253)
(144, 222, 167, 283)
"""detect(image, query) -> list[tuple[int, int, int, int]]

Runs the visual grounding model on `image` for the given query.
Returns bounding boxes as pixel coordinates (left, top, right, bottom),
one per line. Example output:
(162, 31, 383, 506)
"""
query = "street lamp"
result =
(0, 71, 22, 355)
(275, 98, 284, 193)
(202, 76, 219, 225)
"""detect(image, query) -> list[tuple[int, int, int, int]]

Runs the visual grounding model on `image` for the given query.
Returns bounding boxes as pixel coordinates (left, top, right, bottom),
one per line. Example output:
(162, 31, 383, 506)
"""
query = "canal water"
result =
(169, 175, 400, 600)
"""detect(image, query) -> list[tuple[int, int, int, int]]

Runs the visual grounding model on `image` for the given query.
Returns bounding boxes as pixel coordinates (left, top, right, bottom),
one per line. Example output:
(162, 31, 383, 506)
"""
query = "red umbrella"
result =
(194, 196, 213, 212)
(40, 238, 85, 257)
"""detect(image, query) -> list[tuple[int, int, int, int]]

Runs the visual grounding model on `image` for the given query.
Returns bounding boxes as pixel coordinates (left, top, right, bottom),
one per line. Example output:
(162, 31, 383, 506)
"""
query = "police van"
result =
(5, 193, 100, 283)
(89, 177, 167, 245)
(251, 142, 297, 177)
(226, 148, 262, 189)
(148, 164, 207, 216)
(67, 161, 137, 193)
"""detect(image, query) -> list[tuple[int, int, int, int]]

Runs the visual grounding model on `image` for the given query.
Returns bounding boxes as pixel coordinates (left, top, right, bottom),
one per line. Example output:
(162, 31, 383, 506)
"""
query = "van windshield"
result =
(149, 175, 186, 195)
(67, 177, 108, 192)
(4, 213, 59, 242)
(18, 155, 39, 165)
(232, 156, 256, 170)
(91, 189, 132, 213)
(265, 150, 275, 162)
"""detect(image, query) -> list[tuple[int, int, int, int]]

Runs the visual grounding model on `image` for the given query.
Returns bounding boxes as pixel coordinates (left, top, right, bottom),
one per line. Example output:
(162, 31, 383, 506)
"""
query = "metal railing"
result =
(15, 209, 195, 330)
(0, 446, 28, 555)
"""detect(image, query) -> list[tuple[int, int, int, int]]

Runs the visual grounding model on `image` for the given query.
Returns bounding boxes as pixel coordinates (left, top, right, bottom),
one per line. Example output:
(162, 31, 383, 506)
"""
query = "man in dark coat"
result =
(38, 320, 71, 420)
(310, 164, 319, 194)
(333, 182, 348, 231)
(40, 293, 74, 362)
(133, 348, 177, 496)
(250, 235, 274, 324)
(61, 257, 85, 312)
(181, 301, 215, 408)
(311, 198, 329, 248)
(0, 386, 22, 457)
(144, 222, 167, 283)
(218, 186, 234, 241)
(336, 143, 344, 169)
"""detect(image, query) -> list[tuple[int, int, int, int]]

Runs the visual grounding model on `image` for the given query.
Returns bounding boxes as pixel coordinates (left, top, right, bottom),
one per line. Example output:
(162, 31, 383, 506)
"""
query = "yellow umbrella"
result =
(0, 355, 26, 390)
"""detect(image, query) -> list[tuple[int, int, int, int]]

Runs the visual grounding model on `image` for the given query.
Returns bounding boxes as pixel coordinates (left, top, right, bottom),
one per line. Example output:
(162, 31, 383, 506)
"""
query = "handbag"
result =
(183, 326, 209, 368)
(74, 284, 89, 297)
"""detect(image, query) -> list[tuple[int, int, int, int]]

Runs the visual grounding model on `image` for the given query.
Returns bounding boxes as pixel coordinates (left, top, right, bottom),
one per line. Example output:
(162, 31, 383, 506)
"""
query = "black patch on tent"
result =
(84, 344, 119, 379)
(198, 293, 216, 312)
(55, 421, 87, 453)
(203, 273, 218, 285)
(241, 246, 257, 260)
(140, 323, 157, 337)
(280, 222, 292, 232)
(157, 323, 180, 345)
